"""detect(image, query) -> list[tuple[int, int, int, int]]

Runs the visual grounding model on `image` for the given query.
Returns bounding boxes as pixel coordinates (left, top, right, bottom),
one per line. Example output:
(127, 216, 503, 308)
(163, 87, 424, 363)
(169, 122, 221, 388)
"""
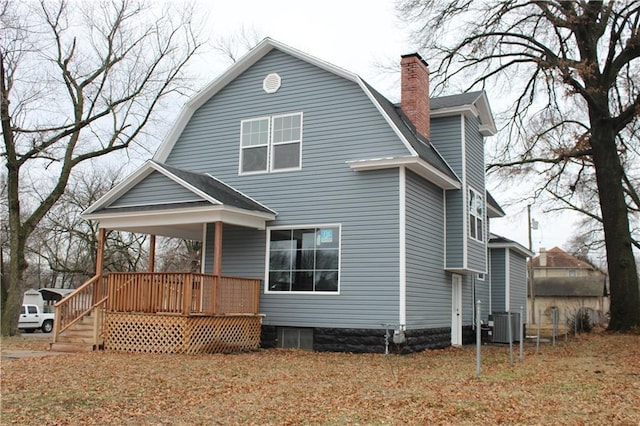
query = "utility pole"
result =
(528, 204, 536, 324)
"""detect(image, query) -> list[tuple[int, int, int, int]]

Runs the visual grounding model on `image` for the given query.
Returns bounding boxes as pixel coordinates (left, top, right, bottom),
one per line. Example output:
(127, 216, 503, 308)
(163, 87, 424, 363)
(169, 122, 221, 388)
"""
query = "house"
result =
(55, 38, 528, 354)
(487, 235, 533, 342)
(529, 247, 609, 326)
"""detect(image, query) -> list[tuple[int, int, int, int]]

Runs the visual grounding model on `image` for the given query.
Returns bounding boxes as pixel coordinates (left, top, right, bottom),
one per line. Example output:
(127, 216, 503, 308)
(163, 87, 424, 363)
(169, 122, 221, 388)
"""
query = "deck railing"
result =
(107, 273, 260, 315)
(53, 274, 108, 342)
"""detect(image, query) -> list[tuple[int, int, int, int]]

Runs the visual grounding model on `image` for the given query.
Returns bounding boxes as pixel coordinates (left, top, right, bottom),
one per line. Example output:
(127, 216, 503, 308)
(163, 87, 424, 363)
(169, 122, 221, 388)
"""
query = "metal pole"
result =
(528, 204, 536, 324)
(476, 300, 481, 376)
(536, 309, 541, 354)
(508, 310, 514, 367)
(552, 307, 557, 347)
(519, 306, 524, 362)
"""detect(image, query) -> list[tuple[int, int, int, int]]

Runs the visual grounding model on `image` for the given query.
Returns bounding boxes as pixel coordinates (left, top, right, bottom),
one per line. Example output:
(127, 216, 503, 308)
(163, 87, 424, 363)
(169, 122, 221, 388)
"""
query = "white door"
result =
(451, 274, 463, 346)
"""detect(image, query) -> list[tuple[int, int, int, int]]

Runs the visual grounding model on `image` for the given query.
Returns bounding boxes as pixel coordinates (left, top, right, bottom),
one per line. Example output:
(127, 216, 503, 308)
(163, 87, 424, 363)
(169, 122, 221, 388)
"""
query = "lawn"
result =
(1, 331, 639, 425)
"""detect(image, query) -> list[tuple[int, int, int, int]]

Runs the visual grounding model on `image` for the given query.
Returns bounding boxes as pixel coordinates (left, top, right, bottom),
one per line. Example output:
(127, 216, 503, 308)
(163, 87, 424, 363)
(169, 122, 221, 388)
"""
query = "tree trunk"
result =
(590, 121, 640, 331)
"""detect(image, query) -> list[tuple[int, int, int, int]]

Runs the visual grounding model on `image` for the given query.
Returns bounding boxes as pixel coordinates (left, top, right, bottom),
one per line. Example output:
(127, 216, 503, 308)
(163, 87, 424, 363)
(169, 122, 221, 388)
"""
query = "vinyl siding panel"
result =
(430, 116, 463, 177)
(405, 170, 450, 329)
(109, 171, 201, 207)
(169, 50, 408, 328)
(509, 249, 528, 319)
(475, 275, 491, 321)
(490, 248, 506, 312)
(465, 115, 487, 272)
(445, 189, 464, 268)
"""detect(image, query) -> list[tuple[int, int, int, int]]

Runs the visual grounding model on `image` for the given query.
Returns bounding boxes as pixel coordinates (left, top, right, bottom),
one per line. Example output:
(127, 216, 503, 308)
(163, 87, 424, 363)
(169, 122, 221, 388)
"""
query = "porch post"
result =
(213, 221, 223, 276)
(93, 228, 106, 308)
(148, 235, 156, 273)
(96, 228, 106, 276)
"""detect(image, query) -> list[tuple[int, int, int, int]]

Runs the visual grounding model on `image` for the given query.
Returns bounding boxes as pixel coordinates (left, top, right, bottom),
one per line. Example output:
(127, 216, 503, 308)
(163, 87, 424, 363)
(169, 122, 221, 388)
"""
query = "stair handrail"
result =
(53, 274, 108, 342)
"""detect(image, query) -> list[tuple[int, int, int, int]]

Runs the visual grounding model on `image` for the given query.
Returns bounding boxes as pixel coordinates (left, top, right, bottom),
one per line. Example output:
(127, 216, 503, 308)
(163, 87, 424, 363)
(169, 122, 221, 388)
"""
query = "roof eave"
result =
(347, 156, 461, 190)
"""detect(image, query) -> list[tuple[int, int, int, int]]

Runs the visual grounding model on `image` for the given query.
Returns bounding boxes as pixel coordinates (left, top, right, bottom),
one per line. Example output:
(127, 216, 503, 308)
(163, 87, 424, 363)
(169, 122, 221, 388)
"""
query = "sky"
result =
(181, 0, 581, 253)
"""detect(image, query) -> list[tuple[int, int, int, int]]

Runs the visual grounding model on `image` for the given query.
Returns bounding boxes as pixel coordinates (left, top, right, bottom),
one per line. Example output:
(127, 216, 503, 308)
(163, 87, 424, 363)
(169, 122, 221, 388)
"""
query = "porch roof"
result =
(83, 161, 277, 240)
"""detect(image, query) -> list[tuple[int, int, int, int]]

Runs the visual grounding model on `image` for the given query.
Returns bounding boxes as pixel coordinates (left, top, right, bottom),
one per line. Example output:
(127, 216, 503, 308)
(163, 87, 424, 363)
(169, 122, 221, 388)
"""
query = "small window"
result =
(267, 225, 340, 293)
(239, 113, 302, 174)
(477, 273, 485, 281)
(27, 306, 38, 314)
(469, 188, 484, 242)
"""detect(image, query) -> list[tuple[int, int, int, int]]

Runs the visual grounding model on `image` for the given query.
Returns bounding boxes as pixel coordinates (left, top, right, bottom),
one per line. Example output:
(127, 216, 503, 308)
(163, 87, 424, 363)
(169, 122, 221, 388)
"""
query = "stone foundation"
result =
(261, 325, 452, 354)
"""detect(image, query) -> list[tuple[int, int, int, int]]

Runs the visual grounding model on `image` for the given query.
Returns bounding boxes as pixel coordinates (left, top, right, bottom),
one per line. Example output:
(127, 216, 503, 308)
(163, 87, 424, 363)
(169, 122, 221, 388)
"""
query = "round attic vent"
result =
(263, 73, 281, 93)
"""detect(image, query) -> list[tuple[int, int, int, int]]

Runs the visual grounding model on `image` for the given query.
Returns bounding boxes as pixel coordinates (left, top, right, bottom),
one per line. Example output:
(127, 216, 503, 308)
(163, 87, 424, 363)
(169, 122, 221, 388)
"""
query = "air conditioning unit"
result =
(490, 312, 521, 343)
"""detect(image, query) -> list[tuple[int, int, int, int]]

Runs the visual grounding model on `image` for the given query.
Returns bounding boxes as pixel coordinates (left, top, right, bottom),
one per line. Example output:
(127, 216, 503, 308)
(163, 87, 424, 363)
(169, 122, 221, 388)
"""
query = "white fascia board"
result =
(347, 157, 461, 190)
(430, 95, 497, 137)
(83, 160, 156, 216)
(487, 203, 506, 218)
(86, 204, 276, 231)
(488, 242, 534, 258)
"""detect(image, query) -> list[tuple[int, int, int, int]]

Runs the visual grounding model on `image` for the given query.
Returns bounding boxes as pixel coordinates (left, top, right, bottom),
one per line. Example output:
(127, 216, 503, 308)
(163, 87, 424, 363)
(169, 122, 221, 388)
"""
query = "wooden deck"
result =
(54, 273, 263, 354)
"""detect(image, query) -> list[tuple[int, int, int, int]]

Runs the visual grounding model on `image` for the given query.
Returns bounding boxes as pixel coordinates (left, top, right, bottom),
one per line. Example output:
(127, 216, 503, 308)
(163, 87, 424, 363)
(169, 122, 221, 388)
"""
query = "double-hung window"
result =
(240, 112, 302, 174)
(469, 188, 484, 242)
(267, 225, 340, 293)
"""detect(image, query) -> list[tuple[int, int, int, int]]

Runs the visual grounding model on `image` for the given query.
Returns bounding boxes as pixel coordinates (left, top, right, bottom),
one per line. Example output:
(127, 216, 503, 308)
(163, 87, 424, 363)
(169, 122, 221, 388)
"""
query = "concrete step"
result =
(58, 330, 93, 338)
(50, 342, 96, 352)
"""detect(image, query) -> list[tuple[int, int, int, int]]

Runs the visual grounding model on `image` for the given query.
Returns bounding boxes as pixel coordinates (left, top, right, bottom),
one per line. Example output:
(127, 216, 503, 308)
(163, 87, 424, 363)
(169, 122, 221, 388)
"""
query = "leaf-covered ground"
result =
(2, 331, 639, 425)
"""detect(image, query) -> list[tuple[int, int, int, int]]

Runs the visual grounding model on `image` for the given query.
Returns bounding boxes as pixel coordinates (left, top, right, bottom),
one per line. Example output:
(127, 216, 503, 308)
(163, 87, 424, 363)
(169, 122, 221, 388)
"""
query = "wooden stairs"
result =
(50, 314, 104, 353)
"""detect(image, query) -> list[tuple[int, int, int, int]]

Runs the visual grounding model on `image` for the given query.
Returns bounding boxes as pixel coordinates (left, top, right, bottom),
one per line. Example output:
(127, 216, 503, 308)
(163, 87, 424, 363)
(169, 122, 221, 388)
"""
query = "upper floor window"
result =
(469, 188, 484, 242)
(240, 112, 302, 174)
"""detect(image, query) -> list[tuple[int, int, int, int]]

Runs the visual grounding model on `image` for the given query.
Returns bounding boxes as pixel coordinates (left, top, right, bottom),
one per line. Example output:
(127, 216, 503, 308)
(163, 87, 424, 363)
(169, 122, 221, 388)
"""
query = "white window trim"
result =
(468, 186, 484, 243)
(477, 272, 485, 281)
(239, 116, 270, 175)
(239, 112, 303, 175)
(264, 223, 341, 295)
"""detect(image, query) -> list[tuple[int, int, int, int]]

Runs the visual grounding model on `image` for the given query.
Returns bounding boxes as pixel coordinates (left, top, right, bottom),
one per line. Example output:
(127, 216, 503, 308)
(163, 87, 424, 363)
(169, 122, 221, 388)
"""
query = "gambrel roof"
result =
(153, 37, 463, 190)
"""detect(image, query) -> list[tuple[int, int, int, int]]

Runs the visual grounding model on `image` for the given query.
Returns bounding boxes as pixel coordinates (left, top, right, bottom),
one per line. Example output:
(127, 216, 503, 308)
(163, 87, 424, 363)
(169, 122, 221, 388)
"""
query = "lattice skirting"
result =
(105, 313, 263, 354)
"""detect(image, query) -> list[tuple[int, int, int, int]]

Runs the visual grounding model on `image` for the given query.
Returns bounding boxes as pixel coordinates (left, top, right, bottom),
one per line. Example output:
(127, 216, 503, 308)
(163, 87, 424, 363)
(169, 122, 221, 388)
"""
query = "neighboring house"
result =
(529, 247, 609, 325)
(75, 38, 528, 353)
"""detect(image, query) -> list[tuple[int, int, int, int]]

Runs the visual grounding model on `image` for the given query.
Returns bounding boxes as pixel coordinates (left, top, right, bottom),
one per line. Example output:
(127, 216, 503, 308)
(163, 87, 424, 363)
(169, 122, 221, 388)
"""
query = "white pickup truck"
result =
(19, 304, 55, 333)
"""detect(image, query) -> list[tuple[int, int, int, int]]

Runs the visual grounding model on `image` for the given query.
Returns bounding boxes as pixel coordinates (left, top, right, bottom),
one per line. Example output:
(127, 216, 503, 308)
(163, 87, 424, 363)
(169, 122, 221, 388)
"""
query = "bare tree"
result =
(156, 238, 202, 273)
(0, 0, 204, 335)
(398, 1, 640, 330)
(37, 168, 149, 287)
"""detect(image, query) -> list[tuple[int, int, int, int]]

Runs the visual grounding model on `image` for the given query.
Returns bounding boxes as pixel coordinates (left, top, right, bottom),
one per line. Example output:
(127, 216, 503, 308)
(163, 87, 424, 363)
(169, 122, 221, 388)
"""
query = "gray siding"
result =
(168, 50, 412, 329)
(444, 190, 464, 268)
(109, 171, 201, 207)
(490, 248, 506, 312)
(465, 115, 485, 193)
(509, 249, 528, 320)
(465, 115, 487, 272)
(461, 274, 474, 326)
(475, 275, 491, 321)
(431, 116, 462, 177)
(405, 170, 450, 329)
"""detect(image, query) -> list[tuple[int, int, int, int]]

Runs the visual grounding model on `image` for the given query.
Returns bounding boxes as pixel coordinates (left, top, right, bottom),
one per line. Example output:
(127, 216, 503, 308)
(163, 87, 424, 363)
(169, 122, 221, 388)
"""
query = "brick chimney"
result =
(401, 53, 430, 139)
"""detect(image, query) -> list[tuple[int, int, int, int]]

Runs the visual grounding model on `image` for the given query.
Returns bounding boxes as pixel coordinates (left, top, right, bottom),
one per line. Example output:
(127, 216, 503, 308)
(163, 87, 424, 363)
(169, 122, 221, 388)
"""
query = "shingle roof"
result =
(532, 276, 607, 297)
(486, 191, 506, 217)
(431, 91, 484, 110)
(154, 162, 275, 214)
(363, 81, 458, 180)
(530, 247, 598, 269)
